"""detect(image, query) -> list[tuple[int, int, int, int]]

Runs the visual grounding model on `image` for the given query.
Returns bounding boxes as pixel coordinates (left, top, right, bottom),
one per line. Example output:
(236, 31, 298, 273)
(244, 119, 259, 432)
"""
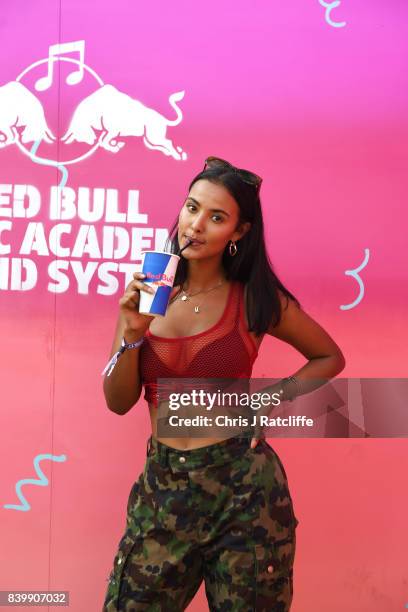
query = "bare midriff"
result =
(148, 403, 236, 450)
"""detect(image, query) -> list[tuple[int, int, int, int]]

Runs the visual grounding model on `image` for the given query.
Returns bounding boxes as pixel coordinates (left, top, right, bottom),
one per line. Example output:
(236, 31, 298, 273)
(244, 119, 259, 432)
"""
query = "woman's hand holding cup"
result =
(119, 272, 156, 338)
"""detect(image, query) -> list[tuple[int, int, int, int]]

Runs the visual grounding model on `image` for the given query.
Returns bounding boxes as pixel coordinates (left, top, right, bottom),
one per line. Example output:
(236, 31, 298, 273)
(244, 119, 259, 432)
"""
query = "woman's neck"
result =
(184, 258, 227, 292)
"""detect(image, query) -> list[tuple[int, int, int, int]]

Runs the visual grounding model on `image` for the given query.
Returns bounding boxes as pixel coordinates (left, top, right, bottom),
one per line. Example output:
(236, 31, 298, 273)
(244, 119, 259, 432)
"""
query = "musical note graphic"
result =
(340, 248, 370, 310)
(35, 40, 85, 91)
(3, 453, 67, 512)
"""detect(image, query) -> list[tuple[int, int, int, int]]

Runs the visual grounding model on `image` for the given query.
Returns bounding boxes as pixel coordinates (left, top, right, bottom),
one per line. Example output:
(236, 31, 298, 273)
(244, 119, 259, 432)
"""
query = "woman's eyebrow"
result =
(186, 197, 230, 216)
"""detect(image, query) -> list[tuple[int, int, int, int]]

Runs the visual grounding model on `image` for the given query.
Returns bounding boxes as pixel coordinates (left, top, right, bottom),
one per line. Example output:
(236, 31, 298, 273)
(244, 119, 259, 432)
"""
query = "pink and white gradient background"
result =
(1, 1, 407, 610)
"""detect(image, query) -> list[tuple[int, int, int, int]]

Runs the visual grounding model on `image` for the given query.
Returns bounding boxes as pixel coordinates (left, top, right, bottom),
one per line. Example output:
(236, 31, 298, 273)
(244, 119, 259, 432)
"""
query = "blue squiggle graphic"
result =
(3, 453, 67, 512)
(29, 139, 69, 188)
(318, 0, 347, 28)
(340, 248, 370, 310)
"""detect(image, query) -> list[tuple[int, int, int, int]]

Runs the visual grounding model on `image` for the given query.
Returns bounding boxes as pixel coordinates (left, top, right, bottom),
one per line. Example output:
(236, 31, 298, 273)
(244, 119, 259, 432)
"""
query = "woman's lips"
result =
(184, 235, 204, 246)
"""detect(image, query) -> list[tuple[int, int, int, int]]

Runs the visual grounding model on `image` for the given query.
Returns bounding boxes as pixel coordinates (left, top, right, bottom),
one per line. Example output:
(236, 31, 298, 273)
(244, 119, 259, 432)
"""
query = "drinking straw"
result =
(178, 238, 193, 255)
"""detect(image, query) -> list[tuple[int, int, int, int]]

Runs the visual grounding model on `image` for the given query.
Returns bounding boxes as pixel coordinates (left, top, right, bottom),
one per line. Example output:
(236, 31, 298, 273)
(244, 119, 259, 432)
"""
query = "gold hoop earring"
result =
(229, 240, 238, 256)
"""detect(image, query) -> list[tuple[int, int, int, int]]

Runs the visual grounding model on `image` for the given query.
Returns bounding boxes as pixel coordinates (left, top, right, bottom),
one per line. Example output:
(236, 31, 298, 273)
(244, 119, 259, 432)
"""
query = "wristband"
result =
(101, 336, 144, 377)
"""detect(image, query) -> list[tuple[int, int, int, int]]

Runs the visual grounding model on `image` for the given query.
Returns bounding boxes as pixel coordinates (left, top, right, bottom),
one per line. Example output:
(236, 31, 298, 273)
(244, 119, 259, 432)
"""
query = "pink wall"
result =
(1, 1, 407, 610)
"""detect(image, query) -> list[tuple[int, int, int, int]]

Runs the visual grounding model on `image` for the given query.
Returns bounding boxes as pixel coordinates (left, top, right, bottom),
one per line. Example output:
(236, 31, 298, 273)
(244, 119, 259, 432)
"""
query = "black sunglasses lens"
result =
(204, 157, 262, 189)
(238, 169, 261, 185)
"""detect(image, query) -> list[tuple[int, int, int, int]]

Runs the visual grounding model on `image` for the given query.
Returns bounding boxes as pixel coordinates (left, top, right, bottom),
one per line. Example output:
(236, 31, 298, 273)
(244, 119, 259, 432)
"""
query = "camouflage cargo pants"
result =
(102, 433, 299, 611)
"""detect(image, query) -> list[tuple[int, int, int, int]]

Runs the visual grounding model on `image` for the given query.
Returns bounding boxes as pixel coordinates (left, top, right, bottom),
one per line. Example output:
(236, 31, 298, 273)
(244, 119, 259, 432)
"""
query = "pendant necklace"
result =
(177, 280, 225, 313)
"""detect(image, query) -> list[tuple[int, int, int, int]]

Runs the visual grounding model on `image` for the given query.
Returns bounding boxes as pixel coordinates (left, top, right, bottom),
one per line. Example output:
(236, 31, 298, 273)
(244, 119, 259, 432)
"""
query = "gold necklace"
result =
(177, 280, 225, 313)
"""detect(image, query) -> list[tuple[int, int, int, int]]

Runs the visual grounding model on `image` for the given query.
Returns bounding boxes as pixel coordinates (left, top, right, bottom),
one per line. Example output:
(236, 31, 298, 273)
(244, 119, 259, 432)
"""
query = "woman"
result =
(102, 157, 345, 611)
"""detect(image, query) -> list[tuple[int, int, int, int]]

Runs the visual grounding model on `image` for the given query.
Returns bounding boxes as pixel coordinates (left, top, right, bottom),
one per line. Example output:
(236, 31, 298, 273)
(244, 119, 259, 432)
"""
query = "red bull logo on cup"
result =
(145, 271, 174, 284)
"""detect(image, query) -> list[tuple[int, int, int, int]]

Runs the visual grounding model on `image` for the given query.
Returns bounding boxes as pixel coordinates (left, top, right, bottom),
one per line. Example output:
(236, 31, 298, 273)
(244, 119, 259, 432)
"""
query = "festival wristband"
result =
(101, 336, 144, 377)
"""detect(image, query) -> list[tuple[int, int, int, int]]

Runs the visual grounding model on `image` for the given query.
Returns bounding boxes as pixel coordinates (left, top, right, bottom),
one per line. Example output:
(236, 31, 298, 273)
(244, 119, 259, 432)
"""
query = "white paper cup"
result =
(139, 251, 180, 316)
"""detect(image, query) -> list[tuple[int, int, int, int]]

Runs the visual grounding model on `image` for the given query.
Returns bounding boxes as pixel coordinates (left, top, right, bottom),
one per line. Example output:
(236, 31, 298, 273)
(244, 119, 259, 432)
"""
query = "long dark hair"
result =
(164, 165, 301, 337)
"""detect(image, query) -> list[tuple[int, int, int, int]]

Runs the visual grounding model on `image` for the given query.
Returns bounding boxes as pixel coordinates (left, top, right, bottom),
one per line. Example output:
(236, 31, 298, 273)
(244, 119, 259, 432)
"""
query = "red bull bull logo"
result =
(0, 40, 188, 167)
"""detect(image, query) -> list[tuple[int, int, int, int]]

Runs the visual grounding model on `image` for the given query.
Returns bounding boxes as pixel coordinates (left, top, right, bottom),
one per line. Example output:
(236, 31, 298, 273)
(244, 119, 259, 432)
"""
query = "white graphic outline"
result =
(0, 40, 187, 167)
(340, 248, 370, 310)
(3, 453, 67, 512)
(318, 0, 347, 28)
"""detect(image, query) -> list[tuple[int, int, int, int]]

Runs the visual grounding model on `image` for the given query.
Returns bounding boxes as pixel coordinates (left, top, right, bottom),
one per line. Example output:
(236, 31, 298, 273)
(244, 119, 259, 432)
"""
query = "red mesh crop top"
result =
(139, 281, 260, 407)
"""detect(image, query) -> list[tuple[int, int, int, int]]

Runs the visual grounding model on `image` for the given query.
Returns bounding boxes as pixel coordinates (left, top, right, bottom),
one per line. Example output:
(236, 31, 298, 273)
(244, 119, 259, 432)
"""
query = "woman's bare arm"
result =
(102, 312, 145, 415)
(249, 291, 346, 446)
(268, 290, 346, 393)
(102, 272, 155, 415)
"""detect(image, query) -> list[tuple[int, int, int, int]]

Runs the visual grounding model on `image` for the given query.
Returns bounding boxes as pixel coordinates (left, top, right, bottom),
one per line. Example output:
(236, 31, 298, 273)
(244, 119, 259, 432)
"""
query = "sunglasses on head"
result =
(203, 156, 263, 194)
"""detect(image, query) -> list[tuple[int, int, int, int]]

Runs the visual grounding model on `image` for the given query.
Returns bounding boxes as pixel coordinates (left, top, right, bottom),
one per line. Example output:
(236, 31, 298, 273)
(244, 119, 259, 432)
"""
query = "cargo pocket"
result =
(104, 530, 140, 610)
(254, 530, 296, 611)
(105, 480, 144, 598)
(260, 439, 300, 530)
